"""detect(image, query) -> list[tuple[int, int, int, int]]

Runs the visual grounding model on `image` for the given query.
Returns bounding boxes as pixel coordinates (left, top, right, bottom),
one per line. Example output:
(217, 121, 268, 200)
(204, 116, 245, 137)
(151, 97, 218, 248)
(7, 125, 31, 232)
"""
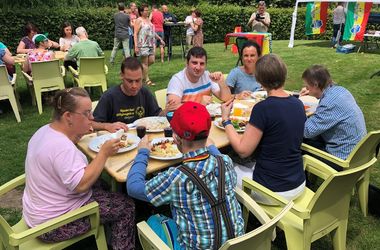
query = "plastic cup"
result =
(164, 127, 173, 137)
(233, 103, 248, 117)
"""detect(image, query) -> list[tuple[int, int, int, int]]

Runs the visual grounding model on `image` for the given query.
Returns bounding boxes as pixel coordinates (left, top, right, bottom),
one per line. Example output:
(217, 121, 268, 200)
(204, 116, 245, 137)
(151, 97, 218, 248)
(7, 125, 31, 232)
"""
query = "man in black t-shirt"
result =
(92, 57, 163, 132)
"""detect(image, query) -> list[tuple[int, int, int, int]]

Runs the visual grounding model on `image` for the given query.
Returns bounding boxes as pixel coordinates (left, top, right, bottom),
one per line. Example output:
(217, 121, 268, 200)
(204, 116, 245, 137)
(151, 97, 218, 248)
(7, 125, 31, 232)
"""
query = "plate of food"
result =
(133, 117, 170, 132)
(150, 138, 183, 160)
(299, 96, 319, 113)
(206, 103, 221, 117)
(89, 133, 140, 153)
(214, 117, 248, 133)
(251, 91, 267, 100)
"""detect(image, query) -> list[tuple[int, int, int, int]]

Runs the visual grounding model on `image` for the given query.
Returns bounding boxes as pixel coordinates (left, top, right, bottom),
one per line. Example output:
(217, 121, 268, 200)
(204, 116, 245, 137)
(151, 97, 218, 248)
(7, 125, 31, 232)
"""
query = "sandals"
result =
(145, 80, 156, 86)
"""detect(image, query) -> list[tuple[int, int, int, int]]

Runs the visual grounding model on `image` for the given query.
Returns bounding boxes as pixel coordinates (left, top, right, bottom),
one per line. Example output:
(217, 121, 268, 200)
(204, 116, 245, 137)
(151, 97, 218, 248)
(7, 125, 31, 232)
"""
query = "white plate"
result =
(150, 138, 183, 160)
(299, 96, 319, 113)
(206, 103, 221, 117)
(133, 117, 170, 132)
(89, 133, 140, 153)
(251, 90, 268, 99)
(213, 117, 246, 133)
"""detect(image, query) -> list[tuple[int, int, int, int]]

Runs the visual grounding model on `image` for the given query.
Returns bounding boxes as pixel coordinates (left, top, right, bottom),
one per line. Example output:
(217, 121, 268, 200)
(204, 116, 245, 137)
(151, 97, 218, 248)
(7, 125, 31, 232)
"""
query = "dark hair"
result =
(60, 21, 73, 38)
(186, 46, 207, 63)
(121, 57, 144, 73)
(255, 54, 287, 90)
(24, 22, 38, 36)
(138, 4, 149, 16)
(302, 65, 332, 90)
(239, 40, 262, 65)
(194, 9, 201, 17)
(118, 2, 125, 11)
(53, 87, 89, 121)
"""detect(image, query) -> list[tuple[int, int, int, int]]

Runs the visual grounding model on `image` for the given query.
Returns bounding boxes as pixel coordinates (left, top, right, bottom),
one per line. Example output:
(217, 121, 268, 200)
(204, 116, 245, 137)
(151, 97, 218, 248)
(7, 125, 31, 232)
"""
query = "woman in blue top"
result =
(226, 41, 262, 99)
(221, 54, 306, 202)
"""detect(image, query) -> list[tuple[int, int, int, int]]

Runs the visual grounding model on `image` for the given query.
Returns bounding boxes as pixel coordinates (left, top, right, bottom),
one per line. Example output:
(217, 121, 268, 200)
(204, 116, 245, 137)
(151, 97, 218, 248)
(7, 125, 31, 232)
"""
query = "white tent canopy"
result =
(288, 0, 380, 48)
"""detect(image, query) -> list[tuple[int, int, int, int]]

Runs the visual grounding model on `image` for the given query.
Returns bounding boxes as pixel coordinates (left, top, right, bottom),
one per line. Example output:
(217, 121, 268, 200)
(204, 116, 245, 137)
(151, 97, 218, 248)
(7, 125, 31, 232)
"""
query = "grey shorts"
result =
(138, 47, 154, 57)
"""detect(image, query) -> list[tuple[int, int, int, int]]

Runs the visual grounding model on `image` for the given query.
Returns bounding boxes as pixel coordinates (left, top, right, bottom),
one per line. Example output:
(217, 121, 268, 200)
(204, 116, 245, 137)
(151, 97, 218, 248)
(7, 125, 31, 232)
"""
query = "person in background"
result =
(221, 54, 306, 203)
(65, 26, 103, 64)
(150, 4, 165, 63)
(184, 9, 196, 55)
(22, 87, 135, 250)
(110, 2, 131, 65)
(22, 34, 55, 74)
(226, 41, 262, 99)
(127, 101, 244, 249)
(93, 57, 164, 133)
(331, 2, 346, 48)
(191, 9, 204, 47)
(247, 1, 270, 32)
(134, 4, 164, 86)
(162, 5, 177, 58)
(17, 22, 59, 54)
(166, 47, 231, 110)
(128, 2, 139, 55)
(59, 21, 80, 69)
(0, 41, 15, 76)
(301, 65, 366, 165)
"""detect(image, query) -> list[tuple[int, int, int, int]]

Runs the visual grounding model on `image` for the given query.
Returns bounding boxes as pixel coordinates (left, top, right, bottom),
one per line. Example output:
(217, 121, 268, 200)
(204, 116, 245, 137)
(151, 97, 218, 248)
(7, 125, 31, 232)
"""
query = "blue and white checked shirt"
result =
(145, 146, 244, 250)
(304, 84, 367, 160)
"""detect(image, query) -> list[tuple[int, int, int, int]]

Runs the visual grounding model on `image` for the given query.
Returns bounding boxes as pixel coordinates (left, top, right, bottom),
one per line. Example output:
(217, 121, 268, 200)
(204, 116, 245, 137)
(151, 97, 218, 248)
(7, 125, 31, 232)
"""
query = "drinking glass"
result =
(136, 126, 146, 139)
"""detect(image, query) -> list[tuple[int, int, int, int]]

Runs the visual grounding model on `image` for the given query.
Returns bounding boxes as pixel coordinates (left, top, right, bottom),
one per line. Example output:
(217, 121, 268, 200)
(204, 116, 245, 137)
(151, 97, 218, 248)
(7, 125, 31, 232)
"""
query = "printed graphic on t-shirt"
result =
(116, 106, 145, 121)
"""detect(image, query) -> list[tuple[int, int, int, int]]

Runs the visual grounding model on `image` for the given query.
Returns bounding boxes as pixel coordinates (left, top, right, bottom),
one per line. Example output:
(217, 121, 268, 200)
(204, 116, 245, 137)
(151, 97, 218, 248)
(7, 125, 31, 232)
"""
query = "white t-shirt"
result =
(167, 68, 220, 104)
(22, 124, 91, 227)
(59, 35, 80, 51)
(333, 5, 346, 25)
(185, 15, 195, 36)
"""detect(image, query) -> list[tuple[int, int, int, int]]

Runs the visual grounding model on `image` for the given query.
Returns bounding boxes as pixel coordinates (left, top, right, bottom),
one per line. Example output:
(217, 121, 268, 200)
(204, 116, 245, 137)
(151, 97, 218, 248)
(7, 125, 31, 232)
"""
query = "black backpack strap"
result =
(215, 155, 235, 240)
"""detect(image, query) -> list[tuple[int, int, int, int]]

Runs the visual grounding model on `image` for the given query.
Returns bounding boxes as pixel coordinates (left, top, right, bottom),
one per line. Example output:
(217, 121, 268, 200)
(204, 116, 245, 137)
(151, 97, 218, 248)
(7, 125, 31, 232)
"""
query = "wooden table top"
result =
(77, 123, 230, 183)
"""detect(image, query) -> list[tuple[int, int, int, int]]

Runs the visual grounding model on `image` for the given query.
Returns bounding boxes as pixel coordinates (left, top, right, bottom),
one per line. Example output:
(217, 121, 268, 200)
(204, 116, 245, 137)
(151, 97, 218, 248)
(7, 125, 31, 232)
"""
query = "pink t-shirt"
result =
(151, 10, 164, 32)
(22, 124, 92, 227)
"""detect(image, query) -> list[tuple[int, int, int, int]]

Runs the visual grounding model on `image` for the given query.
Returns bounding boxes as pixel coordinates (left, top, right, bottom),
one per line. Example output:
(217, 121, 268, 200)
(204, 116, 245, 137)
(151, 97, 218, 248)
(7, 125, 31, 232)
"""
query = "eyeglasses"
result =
(71, 110, 93, 119)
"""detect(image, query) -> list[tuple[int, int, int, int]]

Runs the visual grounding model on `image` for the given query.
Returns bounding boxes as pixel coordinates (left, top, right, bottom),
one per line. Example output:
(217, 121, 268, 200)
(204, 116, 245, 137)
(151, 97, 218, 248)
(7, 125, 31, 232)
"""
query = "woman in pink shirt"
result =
(22, 87, 135, 250)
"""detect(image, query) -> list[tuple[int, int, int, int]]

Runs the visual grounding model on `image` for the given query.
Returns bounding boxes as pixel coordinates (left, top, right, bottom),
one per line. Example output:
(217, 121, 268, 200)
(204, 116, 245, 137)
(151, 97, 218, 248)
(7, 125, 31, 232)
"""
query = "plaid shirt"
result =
(145, 146, 244, 249)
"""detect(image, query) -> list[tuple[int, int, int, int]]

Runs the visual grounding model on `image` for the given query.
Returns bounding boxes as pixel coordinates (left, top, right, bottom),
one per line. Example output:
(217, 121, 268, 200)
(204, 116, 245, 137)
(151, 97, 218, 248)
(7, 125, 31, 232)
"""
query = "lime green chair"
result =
(21, 59, 66, 114)
(154, 89, 167, 110)
(69, 57, 108, 93)
(0, 66, 21, 122)
(301, 130, 380, 217)
(137, 188, 293, 250)
(242, 155, 372, 250)
(0, 174, 107, 250)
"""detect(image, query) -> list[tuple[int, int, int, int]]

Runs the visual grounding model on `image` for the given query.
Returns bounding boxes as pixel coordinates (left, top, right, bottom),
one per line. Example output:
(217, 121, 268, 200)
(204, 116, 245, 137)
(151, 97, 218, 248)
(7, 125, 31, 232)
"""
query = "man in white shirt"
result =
(332, 2, 346, 48)
(166, 47, 231, 111)
(184, 10, 196, 55)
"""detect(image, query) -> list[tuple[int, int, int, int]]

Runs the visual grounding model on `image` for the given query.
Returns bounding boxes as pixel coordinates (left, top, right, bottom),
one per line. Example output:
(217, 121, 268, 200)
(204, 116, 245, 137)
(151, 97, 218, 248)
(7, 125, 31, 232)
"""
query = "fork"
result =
(115, 159, 134, 173)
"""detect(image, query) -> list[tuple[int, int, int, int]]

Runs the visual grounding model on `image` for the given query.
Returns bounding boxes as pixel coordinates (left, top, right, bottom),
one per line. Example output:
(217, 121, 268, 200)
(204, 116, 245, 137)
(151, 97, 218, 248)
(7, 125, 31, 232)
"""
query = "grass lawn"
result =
(0, 40, 379, 249)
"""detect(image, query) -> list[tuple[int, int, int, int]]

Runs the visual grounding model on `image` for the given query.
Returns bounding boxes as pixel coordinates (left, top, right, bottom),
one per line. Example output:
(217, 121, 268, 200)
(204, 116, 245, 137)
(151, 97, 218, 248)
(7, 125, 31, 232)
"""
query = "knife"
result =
(115, 159, 134, 173)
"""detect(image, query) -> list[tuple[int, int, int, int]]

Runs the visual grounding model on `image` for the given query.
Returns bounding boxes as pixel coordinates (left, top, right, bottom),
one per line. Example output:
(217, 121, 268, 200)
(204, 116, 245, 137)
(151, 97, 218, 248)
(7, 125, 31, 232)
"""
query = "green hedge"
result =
(1, 4, 379, 53)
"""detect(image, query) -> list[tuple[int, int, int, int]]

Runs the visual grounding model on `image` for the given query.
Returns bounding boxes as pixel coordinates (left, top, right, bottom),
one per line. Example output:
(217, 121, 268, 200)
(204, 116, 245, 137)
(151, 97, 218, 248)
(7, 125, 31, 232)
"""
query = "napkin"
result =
(110, 129, 124, 139)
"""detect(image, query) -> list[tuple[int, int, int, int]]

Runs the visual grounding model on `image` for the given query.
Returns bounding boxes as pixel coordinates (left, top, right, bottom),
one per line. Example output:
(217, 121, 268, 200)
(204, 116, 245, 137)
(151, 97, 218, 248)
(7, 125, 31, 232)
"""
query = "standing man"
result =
(162, 5, 177, 59)
(166, 47, 231, 111)
(247, 1, 270, 32)
(65, 27, 103, 63)
(150, 4, 165, 63)
(92, 57, 164, 132)
(332, 2, 346, 48)
(184, 9, 196, 56)
(110, 2, 131, 65)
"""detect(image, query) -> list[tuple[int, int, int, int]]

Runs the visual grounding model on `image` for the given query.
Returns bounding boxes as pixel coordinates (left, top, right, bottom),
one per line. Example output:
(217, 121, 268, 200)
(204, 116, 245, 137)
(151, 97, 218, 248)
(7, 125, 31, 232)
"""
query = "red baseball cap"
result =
(170, 102, 211, 141)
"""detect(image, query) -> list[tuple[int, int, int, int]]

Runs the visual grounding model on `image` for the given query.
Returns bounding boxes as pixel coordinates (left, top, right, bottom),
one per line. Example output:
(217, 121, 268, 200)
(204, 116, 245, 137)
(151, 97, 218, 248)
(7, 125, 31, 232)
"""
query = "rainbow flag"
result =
(343, 2, 372, 41)
(305, 2, 328, 35)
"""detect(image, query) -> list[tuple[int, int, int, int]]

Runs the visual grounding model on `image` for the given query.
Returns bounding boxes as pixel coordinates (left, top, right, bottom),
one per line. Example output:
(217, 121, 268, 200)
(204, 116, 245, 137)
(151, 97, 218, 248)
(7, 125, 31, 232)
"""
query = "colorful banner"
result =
(343, 2, 373, 41)
(305, 2, 328, 35)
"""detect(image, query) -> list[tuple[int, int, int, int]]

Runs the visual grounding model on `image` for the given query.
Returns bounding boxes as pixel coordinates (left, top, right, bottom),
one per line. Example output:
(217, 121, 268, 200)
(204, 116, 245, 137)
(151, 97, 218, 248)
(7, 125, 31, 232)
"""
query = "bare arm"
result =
(17, 40, 33, 54)
(2, 48, 14, 65)
(166, 94, 182, 111)
(74, 138, 120, 193)
(134, 19, 142, 53)
(247, 13, 256, 26)
(209, 71, 232, 102)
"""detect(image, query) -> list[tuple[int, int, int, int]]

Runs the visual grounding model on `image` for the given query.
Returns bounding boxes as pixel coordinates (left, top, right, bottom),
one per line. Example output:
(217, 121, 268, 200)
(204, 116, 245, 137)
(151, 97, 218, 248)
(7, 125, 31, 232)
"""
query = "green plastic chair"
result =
(235, 37, 248, 66)
(69, 57, 108, 93)
(242, 155, 372, 250)
(154, 89, 167, 110)
(0, 66, 21, 122)
(0, 174, 107, 250)
(137, 187, 293, 250)
(21, 59, 66, 114)
(301, 130, 380, 217)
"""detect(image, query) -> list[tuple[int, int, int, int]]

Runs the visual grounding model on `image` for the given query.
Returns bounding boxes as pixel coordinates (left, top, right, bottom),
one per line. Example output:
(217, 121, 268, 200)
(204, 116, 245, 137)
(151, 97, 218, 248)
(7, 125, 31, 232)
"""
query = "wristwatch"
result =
(222, 119, 232, 128)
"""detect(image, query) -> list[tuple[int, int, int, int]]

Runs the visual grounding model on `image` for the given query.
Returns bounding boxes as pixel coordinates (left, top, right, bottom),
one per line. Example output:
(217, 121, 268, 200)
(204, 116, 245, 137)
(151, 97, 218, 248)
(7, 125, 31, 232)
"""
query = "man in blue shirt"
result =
(301, 65, 367, 162)
(127, 101, 244, 249)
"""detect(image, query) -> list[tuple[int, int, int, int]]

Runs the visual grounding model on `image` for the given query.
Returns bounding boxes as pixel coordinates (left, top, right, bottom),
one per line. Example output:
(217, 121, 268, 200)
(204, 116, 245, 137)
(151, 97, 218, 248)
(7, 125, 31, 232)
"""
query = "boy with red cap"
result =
(127, 101, 244, 249)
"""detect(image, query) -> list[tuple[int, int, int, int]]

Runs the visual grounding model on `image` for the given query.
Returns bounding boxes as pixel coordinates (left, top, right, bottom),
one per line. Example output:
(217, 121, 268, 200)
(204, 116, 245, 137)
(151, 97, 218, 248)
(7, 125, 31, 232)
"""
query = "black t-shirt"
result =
(249, 96, 306, 192)
(94, 85, 162, 124)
